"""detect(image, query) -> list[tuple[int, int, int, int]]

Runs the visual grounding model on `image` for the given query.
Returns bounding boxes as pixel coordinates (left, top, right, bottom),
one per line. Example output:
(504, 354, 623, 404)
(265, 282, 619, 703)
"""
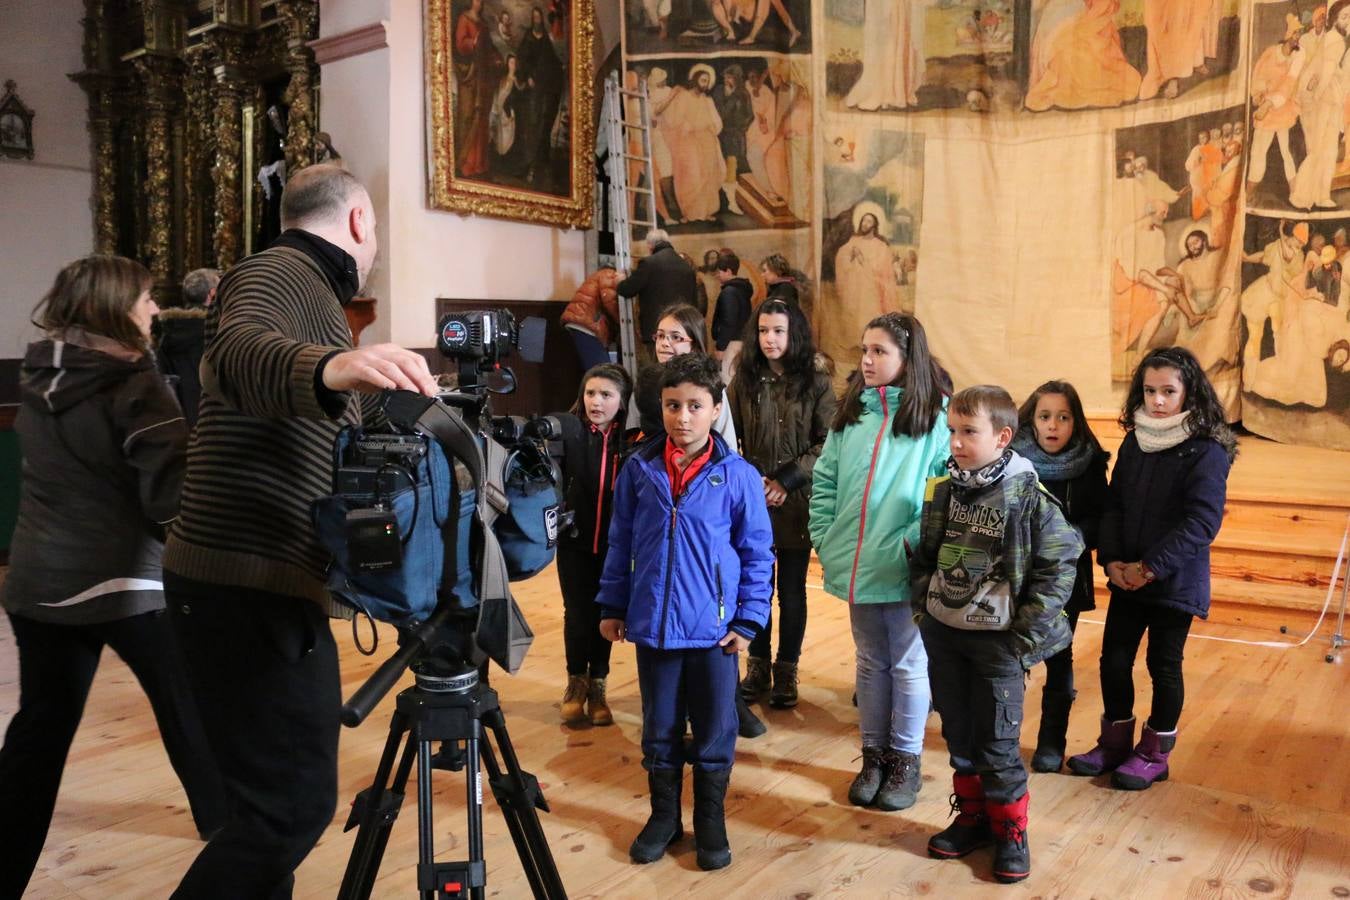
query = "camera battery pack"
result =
(345, 507, 403, 572)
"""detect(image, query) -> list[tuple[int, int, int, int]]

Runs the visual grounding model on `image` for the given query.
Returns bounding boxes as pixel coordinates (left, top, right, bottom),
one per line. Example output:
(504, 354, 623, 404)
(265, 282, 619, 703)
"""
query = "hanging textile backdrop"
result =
(618, 0, 1350, 450)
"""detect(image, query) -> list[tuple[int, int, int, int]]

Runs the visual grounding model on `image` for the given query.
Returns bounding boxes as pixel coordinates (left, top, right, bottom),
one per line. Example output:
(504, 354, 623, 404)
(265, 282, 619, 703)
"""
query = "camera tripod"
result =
(338, 663, 566, 900)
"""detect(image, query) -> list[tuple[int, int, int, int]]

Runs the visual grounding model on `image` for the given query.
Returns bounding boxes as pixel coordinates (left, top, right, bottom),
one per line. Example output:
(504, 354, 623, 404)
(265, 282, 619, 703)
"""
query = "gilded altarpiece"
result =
(71, 0, 321, 304)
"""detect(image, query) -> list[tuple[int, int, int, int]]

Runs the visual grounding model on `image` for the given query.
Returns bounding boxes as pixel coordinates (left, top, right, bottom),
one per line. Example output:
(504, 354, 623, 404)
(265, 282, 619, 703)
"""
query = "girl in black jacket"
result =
(0, 256, 225, 896)
(728, 299, 837, 709)
(1011, 380, 1109, 773)
(1068, 347, 1236, 791)
(554, 363, 633, 726)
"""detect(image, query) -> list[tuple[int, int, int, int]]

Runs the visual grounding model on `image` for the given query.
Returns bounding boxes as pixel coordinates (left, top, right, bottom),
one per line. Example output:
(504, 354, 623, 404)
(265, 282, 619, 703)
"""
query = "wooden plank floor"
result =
(2, 566, 1349, 899)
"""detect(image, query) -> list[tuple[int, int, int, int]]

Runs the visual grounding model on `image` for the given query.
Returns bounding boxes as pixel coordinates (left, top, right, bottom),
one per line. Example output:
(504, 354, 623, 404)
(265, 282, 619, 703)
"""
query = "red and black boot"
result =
(986, 792, 1031, 884)
(927, 773, 993, 859)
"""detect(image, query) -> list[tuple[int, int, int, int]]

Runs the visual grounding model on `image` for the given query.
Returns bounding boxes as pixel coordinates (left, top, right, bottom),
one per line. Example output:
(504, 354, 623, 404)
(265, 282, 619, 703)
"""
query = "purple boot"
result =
(1112, 724, 1176, 790)
(1066, 716, 1135, 776)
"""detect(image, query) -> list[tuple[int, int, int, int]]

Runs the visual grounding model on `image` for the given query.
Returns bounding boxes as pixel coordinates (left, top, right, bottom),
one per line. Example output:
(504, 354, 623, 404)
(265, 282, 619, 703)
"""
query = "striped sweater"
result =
(163, 245, 357, 613)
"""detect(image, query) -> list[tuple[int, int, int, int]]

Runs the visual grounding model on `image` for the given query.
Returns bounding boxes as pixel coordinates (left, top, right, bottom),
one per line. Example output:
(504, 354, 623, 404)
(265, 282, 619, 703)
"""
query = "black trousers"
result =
(748, 547, 811, 663)
(1099, 599, 1193, 732)
(1040, 608, 1082, 695)
(557, 546, 613, 678)
(165, 574, 341, 900)
(921, 619, 1028, 804)
(0, 610, 226, 898)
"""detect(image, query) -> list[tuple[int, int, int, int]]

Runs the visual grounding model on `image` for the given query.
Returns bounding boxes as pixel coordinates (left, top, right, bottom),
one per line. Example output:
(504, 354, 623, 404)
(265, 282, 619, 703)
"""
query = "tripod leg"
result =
(480, 708, 567, 900)
(416, 725, 488, 900)
(339, 711, 418, 900)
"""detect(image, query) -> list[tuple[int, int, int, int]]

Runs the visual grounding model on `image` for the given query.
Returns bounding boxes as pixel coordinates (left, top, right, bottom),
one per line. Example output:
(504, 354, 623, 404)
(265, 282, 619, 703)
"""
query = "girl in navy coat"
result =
(1068, 347, 1236, 790)
(598, 354, 774, 871)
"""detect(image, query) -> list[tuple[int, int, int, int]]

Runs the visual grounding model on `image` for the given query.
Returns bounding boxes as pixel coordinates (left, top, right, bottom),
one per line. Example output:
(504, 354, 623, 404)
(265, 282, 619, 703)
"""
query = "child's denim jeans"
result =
(848, 601, 930, 754)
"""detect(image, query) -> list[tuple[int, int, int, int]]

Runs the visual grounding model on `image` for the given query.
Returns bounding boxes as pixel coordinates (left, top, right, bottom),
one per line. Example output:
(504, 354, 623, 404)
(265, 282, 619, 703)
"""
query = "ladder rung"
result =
(623, 154, 651, 162)
(626, 186, 653, 194)
(618, 89, 648, 98)
(631, 220, 656, 228)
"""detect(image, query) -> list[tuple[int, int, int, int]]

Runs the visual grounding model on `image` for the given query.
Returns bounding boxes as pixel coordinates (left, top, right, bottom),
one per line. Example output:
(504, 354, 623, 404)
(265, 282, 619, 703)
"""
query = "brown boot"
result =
(561, 674, 589, 724)
(588, 676, 614, 726)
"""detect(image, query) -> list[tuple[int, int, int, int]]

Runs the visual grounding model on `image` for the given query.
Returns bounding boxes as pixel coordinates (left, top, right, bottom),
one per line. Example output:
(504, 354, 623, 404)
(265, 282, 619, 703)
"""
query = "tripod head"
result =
(340, 602, 483, 727)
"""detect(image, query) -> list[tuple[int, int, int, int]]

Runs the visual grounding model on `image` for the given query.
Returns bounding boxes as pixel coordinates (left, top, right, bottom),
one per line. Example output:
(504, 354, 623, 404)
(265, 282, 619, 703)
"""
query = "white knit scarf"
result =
(1132, 407, 1192, 453)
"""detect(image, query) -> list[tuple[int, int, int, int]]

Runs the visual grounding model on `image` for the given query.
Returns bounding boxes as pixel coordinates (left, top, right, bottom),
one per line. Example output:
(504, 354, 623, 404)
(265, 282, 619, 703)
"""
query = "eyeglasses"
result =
(653, 330, 692, 345)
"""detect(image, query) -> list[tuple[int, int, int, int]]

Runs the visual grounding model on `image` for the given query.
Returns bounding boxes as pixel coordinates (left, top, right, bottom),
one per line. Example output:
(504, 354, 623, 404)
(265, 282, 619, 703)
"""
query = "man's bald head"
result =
(280, 163, 379, 291)
(281, 164, 366, 230)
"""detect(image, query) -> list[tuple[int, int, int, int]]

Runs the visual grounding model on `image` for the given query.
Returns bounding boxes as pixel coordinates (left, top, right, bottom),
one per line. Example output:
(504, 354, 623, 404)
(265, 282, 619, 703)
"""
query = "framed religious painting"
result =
(0, 81, 35, 160)
(426, 0, 594, 228)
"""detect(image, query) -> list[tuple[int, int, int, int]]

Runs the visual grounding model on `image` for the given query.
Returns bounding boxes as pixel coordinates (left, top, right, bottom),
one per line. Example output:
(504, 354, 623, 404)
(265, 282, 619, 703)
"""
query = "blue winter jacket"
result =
(1098, 432, 1232, 619)
(596, 433, 775, 649)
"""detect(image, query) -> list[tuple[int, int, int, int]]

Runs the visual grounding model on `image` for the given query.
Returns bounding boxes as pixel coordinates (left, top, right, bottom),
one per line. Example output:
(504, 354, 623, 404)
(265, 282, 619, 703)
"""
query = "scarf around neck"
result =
(270, 228, 360, 306)
(946, 448, 1012, 489)
(1132, 407, 1192, 453)
(1010, 426, 1095, 481)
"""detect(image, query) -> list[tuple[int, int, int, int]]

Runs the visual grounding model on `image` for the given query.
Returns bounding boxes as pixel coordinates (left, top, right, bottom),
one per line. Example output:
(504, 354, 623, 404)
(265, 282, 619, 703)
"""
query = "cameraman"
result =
(162, 164, 437, 898)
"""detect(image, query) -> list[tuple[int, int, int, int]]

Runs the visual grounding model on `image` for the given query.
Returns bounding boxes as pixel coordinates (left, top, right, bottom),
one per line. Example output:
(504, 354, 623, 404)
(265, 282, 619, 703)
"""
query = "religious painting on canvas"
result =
(1027, 0, 1243, 111)
(622, 0, 811, 56)
(670, 228, 815, 335)
(818, 125, 923, 385)
(825, 0, 1020, 113)
(1238, 213, 1350, 449)
(1112, 107, 1246, 416)
(1245, 0, 1350, 215)
(426, 0, 595, 227)
(824, 0, 1242, 115)
(625, 57, 811, 235)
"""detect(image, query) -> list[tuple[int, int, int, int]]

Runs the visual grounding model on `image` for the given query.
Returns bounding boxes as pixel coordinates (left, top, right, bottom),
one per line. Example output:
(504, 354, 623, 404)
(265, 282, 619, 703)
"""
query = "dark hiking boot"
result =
(630, 767, 684, 863)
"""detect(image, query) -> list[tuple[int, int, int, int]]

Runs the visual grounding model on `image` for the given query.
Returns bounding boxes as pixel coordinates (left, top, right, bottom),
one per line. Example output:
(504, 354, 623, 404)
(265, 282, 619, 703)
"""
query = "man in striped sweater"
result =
(163, 164, 438, 898)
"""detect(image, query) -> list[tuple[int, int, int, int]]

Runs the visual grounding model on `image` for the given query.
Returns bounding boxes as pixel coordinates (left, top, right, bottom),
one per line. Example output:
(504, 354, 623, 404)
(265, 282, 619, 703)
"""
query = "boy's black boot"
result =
(987, 792, 1031, 884)
(692, 767, 733, 870)
(629, 767, 684, 864)
(1031, 689, 1076, 773)
(736, 690, 766, 738)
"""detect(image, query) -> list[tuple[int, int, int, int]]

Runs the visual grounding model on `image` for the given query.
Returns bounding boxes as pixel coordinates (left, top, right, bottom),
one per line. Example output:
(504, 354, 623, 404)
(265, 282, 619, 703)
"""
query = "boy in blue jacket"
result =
(598, 353, 774, 871)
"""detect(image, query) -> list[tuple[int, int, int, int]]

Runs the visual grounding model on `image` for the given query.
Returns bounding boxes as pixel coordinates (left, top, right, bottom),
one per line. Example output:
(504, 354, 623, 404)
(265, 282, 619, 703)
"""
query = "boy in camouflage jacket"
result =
(909, 386, 1082, 886)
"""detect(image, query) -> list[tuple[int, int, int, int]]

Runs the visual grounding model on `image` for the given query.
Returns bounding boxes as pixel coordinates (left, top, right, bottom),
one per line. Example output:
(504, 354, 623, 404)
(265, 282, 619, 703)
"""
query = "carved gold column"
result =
(135, 54, 180, 302)
(208, 29, 247, 269)
(278, 0, 319, 174)
(181, 54, 213, 269)
(72, 0, 118, 254)
(71, 73, 119, 255)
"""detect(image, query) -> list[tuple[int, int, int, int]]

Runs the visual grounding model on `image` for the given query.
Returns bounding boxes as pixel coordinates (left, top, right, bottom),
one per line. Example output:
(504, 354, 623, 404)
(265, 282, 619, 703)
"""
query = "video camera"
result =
(315, 308, 573, 725)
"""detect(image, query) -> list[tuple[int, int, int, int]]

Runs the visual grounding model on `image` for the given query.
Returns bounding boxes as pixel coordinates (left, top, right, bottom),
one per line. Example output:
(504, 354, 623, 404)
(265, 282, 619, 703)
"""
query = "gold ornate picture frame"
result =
(426, 0, 594, 228)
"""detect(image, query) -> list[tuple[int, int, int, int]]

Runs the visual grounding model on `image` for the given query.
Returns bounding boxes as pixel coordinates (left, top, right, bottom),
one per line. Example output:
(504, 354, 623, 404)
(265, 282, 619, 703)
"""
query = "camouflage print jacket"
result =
(909, 452, 1084, 670)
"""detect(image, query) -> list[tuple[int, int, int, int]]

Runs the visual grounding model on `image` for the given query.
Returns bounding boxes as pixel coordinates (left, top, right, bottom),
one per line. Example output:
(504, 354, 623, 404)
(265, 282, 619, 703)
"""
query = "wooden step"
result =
(1209, 575, 1347, 613)
(1093, 572, 1344, 614)
(1209, 544, 1338, 590)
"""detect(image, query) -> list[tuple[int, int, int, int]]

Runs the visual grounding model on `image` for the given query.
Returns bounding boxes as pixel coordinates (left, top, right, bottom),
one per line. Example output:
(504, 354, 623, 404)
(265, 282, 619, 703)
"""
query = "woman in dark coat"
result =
(0, 256, 225, 897)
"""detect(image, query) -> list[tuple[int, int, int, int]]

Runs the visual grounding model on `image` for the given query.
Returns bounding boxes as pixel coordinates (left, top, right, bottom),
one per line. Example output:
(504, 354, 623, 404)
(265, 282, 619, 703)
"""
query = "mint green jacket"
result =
(808, 386, 949, 604)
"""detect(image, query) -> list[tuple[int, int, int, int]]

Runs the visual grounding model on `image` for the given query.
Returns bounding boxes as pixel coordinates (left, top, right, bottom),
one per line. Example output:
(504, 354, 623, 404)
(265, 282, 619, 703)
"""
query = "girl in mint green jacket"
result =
(809, 313, 949, 812)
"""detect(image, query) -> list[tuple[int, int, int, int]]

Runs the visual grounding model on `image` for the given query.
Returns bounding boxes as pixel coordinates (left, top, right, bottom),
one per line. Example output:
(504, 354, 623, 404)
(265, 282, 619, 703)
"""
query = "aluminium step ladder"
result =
(600, 70, 658, 387)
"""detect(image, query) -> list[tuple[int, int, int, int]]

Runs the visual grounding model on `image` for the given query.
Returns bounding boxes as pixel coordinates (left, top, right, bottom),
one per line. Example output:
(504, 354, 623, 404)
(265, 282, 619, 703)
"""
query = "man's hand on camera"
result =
(323, 344, 439, 396)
